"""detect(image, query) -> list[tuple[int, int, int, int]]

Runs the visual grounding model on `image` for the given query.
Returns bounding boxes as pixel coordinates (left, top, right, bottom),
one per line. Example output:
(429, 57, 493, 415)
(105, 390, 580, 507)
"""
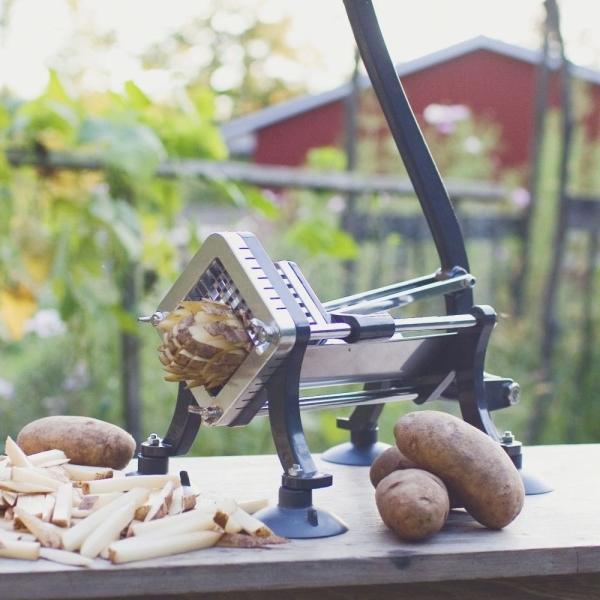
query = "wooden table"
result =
(1, 444, 599, 600)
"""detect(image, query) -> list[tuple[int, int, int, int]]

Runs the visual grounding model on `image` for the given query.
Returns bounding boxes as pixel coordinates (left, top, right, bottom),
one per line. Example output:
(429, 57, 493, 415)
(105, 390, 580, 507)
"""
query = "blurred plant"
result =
(0, 70, 276, 443)
(137, 0, 318, 121)
(278, 147, 358, 261)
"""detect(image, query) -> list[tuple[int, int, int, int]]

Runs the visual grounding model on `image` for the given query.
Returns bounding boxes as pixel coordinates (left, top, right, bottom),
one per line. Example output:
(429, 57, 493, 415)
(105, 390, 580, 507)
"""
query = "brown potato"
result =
(375, 469, 449, 541)
(16, 416, 137, 470)
(370, 445, 463, 509)
(394, 410, 525, 529)
(369, 446, 419, 488)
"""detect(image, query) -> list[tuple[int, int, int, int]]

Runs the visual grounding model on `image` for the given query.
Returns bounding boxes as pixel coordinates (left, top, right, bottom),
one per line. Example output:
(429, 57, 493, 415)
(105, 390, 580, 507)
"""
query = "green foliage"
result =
(277, 147, 359, 261)
(0, 68, 277, 444)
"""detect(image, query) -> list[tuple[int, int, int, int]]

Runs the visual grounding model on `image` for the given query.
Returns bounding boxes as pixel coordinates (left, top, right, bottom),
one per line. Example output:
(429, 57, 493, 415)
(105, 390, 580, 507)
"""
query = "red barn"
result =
(221, 35, 600, 177)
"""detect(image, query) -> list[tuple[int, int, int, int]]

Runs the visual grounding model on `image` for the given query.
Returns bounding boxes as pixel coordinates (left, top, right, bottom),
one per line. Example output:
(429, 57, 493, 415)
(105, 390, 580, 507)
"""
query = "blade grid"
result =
(186, 258, 259, 345)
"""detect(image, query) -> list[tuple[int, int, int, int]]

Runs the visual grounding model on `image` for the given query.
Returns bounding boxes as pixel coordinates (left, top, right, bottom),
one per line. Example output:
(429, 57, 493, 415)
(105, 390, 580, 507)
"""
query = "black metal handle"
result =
(343, 0, 472, 314)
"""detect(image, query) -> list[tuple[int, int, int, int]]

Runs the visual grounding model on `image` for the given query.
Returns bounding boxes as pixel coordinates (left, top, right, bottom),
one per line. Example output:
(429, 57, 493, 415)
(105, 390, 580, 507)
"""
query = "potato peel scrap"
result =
(157, 300, 252, 390)
(217, 533, 289, 548)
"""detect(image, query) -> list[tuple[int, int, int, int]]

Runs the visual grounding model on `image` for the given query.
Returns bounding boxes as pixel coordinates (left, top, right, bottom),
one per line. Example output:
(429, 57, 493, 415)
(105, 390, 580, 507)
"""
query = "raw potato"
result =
(369, 446, 419, 488)
(394, 410, 525, 529)
(157, 300, 252, 391)
(16, 416, 137, 470)
(375, 469, 449, 541)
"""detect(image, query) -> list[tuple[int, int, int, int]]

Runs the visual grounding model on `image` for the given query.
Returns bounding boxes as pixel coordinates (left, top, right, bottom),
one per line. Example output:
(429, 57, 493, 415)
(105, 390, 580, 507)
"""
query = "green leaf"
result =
(305, 147, 347, 171)
(88, 193, 142, 261)
(80, 117, 166, 181)
(44, 70, 73, 104)
(112, 305, 140, 334)
(12, 98, 79, 144)
(285, 220, 358, 259)
(243, 187, 279, 219)
(0, 103, 12, 131)
(188, 87, 217, 120)
(124, 81, 152, 110)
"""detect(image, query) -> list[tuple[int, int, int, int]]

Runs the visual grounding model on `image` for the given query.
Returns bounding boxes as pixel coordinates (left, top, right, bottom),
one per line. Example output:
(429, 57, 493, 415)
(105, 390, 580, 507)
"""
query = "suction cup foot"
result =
(501, 434, 552, 495)
(321, 441, 391, 466)
(520, 468, 553, 495)
(254, 487, 348, 539)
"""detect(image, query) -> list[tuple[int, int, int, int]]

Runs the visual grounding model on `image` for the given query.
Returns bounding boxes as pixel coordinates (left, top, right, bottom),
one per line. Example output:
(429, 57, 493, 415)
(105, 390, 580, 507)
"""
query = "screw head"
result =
(501, 431, 515, 444)
(146, 433, 160, 446)
(505, 382, 521, 405)
(288, 463, 304, 477)
(198, 406, 223, 425)
(138, 312, 168, 326)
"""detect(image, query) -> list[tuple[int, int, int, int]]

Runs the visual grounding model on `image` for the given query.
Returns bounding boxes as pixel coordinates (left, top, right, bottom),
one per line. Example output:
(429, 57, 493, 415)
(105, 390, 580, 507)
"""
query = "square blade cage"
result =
(156, 231, 318, 427)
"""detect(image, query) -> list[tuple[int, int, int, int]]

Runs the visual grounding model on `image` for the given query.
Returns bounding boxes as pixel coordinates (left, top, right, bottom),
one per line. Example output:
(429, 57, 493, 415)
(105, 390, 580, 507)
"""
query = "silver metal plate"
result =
(157, 232, 298, 426)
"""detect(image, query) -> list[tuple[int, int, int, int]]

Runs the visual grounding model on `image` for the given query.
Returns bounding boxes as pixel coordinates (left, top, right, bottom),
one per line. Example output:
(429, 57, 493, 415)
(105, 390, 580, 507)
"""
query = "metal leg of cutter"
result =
(321, 401, 391, 466)
(252, 322, 348, 538)
(130, 382, 201, 477)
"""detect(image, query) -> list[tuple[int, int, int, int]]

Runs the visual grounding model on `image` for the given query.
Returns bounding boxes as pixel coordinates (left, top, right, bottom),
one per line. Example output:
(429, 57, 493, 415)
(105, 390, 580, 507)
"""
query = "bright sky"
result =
(1, 0, 599, 99)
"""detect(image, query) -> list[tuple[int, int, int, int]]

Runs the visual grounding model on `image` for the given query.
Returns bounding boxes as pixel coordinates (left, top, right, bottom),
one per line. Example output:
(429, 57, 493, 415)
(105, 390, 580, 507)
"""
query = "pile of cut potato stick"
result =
(0, 436, 284, 566)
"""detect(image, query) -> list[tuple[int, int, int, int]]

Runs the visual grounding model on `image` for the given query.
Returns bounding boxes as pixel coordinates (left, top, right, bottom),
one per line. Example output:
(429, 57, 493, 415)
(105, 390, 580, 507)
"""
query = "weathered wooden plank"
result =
(0, 444, 597, 600)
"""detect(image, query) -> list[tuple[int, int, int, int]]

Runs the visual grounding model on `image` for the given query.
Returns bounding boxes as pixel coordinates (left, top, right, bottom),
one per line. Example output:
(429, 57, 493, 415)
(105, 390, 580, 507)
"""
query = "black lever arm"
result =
(343, 0, 472, 315)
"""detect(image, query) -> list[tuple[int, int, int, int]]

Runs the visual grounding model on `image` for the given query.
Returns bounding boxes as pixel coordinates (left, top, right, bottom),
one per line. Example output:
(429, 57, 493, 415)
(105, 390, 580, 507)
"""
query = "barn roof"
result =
(221, 34, 600, 154)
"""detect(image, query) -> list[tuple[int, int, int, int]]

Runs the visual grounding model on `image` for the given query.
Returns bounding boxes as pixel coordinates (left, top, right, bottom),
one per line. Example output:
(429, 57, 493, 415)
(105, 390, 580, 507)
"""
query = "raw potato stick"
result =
(78, 492, 122, 512)
(217, 533, 289, 548)
(0, 481, 57, 494)
(79, 501, 136, 559)
(82, 473, 180, 495)
(51, 483, 73, 528)
(168, 486, 184, 516)
(39, 547, 94, 567)
(0, 539, 40, 560)
(34, 466, 71, 485)
(61, 487, 149, 552)
(4, 437, 35, 468)
(61, 464, 114, 482)
(223, 516, 243, 534)
(13, 507, 63, 549)
(130, 505, 222, 537)
(143, 481, 174, 522)
(230, 508, 274, 537)
(12, 467, 66, 490)
(14, 493, 47, 519)
(0, 529, 37, 542)
(2, 491, 17, 507)
(41, 494, 56, 523)
(130, 512, 219, 539)
(108, 530, 222, 564)
(237, 498, 269, 515)
(182, 493, 197, 512)
(27, 449, 68, 467)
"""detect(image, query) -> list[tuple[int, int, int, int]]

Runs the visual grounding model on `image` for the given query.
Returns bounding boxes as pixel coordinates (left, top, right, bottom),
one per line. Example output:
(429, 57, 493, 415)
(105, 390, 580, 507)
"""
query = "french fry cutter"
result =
(136, 0, 550, 538)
